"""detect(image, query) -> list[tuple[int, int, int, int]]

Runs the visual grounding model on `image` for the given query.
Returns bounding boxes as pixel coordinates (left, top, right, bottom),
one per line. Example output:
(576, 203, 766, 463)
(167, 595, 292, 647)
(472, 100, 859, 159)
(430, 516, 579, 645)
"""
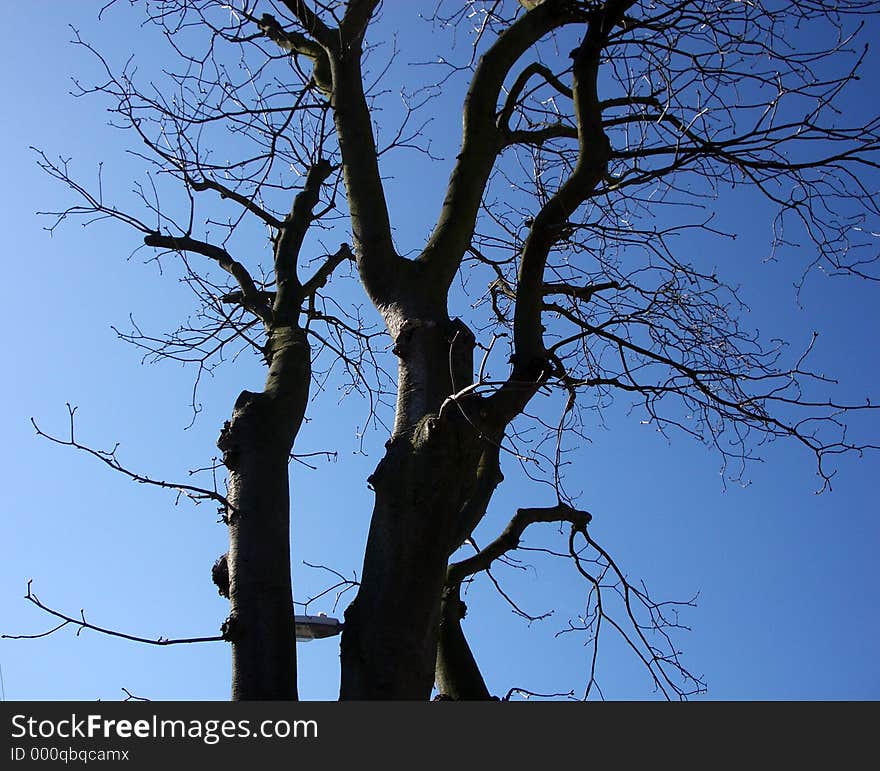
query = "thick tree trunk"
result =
(339, 317, 488, 699)
(217, 326, 310, 700)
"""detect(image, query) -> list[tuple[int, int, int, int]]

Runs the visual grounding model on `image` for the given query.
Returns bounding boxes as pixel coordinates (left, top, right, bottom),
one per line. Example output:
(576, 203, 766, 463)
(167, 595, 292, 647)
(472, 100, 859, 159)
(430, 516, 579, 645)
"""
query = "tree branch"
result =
(565, 530, 705, 700)
(447, 503, 591, 584)
(32, 404, 233, 515)
(3, 581, 224, 647)
(258, 2, 399, 306)
(279, 0, 333, 45)
(487, 0, 635, 424)
(497, 61, 573, 133)
(341, 0, 382, 39)
(188, 176, 284, 229)
(326, 10, 401, 306)
(504, 123, 579, 146)
(543, 279, 620, 301)
(142, 233, 273, 325)
(435, 582, 493, 700)
(272, 158, 335, 324)
(419, 0, 588, 290)
(300, 242, 354, 299)
(257, 11, 332, 94)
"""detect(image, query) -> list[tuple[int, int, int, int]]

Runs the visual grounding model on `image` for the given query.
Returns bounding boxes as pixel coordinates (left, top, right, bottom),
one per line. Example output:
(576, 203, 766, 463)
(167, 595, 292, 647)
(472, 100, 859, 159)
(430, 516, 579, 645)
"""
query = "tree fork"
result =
(340, 318, 491, 699)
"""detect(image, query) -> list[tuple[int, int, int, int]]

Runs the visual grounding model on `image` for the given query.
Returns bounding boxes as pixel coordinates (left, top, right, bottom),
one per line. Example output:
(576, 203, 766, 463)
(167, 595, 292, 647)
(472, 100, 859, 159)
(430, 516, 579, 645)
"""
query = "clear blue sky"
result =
(1, 1, 878, 701)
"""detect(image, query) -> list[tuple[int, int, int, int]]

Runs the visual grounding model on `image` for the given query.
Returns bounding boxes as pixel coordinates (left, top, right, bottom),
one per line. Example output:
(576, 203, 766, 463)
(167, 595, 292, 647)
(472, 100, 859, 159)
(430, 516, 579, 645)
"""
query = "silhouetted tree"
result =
(17, 0, 879, 700)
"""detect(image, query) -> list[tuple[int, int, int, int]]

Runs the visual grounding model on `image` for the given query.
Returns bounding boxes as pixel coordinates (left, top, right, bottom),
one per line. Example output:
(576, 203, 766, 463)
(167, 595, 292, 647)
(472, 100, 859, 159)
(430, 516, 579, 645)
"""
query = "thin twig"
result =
(2, 581, 223, 647)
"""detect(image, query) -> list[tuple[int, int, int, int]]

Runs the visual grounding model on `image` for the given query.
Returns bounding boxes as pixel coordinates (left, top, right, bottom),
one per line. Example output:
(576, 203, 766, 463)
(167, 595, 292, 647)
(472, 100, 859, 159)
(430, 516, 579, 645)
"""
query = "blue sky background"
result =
(1, 2, 878, 701)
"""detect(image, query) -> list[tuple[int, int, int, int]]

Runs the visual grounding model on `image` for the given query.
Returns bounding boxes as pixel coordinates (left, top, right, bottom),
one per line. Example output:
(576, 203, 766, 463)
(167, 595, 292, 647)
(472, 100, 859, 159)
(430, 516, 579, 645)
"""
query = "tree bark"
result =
(339, 316, 491, 699)
(218, 325, 310, 700)
(435, 582, 492, 700)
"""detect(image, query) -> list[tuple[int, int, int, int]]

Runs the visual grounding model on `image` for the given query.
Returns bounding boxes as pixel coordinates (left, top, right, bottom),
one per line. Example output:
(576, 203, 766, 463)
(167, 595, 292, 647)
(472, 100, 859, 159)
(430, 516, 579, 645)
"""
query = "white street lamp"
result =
(294, 613, 342, 641)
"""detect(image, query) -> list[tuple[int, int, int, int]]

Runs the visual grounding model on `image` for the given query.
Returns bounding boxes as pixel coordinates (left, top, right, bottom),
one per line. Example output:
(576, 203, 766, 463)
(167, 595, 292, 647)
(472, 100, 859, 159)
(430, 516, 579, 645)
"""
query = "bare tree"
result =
(15, 0, 880, 700)
(32, 13, 375, 698)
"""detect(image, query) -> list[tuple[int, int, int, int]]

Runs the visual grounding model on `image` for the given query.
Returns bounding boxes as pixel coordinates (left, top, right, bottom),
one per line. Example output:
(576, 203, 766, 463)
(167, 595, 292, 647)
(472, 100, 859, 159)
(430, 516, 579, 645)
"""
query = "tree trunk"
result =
(218, 326, 310, 700)
(340, 317, 492, 699)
